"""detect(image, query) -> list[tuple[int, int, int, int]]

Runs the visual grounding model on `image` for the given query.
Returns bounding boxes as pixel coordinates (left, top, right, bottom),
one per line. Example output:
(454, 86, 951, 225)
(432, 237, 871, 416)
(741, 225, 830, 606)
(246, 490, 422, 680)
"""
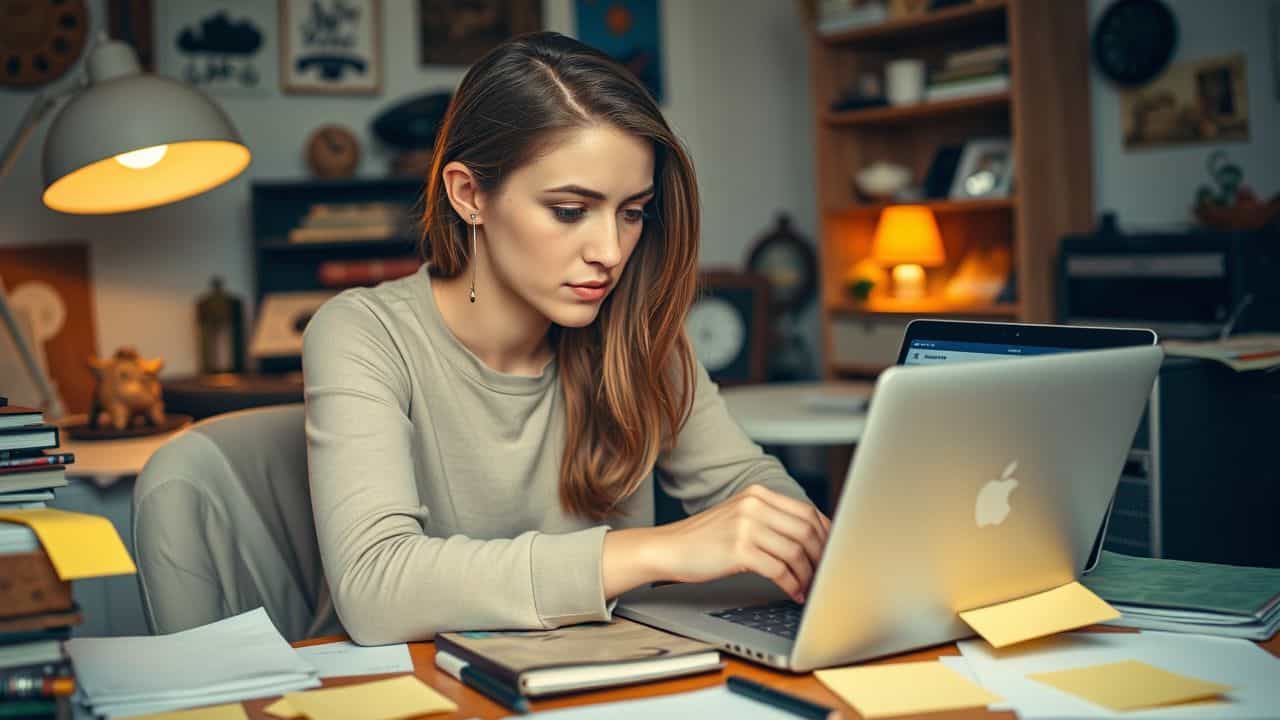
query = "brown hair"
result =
(420, 32, 699, 520)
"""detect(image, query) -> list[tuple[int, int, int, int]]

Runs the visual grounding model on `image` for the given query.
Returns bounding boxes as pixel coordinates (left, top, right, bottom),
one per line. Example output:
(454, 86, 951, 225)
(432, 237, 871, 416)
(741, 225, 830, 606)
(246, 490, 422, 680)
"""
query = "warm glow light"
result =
(114, 144, 169, 169)
(871, 205, 946, 299)
(891, 263, 926, 300)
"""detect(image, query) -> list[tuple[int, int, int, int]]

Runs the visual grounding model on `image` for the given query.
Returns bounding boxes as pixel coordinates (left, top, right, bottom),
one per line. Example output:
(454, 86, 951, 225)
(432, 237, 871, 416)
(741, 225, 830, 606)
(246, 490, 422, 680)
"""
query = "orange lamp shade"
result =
(870, 205, 946, 267)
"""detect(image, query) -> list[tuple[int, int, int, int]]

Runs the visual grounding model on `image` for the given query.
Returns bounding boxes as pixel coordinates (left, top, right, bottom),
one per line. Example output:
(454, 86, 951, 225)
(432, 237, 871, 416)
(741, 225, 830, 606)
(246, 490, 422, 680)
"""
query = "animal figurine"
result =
(87, 347, 166, 431)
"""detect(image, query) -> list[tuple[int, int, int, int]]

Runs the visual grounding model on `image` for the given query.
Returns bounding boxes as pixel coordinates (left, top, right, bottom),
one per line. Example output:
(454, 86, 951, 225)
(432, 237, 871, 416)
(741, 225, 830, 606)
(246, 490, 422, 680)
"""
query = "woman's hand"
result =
(603, 485, 831, 603)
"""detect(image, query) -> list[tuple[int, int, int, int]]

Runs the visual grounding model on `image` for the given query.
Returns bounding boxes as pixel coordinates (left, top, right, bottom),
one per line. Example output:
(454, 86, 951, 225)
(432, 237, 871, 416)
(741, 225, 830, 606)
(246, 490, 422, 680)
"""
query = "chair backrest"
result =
(133, 403, 340, 641)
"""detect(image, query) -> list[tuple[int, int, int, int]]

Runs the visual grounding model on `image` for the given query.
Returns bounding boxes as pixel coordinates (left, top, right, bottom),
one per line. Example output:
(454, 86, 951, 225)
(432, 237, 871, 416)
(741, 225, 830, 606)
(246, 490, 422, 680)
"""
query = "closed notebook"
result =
(434, 618, 721, 697)
(0, 406, 42, 431)
(0, 466, 68, 494)
(0, 425, 59, 455)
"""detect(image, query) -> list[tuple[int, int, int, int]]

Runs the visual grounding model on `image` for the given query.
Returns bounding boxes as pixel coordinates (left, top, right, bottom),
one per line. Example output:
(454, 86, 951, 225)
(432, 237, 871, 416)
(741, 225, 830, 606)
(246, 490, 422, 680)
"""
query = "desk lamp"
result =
(870, 205, 945, 301)
(0, 34, 251, 418)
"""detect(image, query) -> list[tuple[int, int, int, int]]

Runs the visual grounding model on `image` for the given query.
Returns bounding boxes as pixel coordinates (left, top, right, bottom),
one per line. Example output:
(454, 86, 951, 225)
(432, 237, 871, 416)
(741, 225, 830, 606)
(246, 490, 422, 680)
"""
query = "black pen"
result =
(727, 675, 838, 720)
(436, 649, 530, 714)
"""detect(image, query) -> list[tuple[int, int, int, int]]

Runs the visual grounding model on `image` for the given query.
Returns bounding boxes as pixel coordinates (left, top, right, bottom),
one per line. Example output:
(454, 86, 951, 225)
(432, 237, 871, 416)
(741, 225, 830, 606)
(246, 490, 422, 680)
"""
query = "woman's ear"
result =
(442, 161, 484, 221)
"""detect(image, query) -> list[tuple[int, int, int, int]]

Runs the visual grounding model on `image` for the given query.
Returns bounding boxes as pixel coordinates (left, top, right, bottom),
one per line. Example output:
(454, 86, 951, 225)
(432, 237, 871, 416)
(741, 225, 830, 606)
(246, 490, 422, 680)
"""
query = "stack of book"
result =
(815, 0, 888, 37)
(287, 201, 412, 245)
(1082, 550, 1280, 641)
(925, 44, 1009, 102)
(0, 398, 71, 512)
(1, 398, 79, 719)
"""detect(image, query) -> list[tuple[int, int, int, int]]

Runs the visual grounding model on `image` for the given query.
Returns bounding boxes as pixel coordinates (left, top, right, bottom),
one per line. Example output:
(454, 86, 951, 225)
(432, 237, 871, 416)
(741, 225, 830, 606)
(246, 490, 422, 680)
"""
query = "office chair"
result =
(133, 404, 341, 641)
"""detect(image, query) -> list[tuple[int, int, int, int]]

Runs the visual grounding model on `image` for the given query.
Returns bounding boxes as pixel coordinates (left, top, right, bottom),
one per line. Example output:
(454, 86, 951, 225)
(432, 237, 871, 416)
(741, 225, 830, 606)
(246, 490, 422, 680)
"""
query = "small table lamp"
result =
(0, 33, 250, 417)
(870, 205, 945, 301)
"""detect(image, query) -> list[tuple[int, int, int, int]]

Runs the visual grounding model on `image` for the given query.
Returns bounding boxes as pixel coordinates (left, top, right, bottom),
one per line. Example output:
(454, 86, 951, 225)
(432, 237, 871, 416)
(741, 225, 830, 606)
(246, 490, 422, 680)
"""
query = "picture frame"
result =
(686, 271, 771, 386)
(248, 290, 336, 360)
(949, 137, 1014, 200)
(280, 0, 381, 95)
(1120, 53, 1250, 150)
(417, 0, 541, 66)
(156, 0, 274, 96)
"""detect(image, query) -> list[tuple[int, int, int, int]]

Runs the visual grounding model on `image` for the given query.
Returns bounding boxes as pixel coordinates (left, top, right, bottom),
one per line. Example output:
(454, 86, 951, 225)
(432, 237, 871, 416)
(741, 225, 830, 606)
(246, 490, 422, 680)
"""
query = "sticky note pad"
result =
(959, 581, 1119, 648)
(815, 660, 1002, 718)
(1029, 659, 1233, 711)
(0, 508, 136, 579)
(132, 704, 249, 720)
(282, 675, 457, 720)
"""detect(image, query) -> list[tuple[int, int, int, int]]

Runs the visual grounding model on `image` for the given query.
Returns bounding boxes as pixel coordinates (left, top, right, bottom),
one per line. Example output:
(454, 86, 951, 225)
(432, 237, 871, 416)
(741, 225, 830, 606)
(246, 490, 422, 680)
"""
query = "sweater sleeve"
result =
(656, 360, 814, 516)
(302, 295, 611, 645)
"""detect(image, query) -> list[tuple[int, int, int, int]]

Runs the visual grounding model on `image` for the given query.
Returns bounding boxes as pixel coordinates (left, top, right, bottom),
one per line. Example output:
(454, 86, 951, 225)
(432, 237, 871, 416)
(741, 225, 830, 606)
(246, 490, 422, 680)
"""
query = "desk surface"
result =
(721, 381, 872, 445)
(236, 631, 1280, 720)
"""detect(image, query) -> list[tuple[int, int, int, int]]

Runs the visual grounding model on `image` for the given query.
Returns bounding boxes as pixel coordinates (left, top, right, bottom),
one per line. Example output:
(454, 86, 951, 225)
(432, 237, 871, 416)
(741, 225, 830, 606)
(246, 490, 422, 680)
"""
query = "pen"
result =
(727, 675, 838, 720)
(435, 649, 530, 715)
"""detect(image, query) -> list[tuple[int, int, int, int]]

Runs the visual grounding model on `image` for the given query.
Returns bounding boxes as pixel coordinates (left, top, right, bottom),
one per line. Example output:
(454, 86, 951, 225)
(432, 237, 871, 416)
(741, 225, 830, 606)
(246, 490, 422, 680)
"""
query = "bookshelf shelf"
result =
(820, 0, 1007, 47)
(829, 299, 1021, 317)
(824, 92, 1009, 127)
(834, 197, 1016, 217)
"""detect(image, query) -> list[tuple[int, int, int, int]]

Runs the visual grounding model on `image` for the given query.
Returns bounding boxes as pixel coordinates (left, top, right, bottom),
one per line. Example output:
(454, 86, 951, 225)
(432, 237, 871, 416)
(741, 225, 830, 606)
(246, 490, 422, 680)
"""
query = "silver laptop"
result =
(617, 332, 1161, 672)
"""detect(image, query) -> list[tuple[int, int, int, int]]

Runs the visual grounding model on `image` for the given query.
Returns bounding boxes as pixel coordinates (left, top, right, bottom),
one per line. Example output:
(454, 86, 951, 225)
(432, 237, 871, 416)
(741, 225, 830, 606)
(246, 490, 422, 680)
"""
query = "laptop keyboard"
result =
(709, 601, 804, 639)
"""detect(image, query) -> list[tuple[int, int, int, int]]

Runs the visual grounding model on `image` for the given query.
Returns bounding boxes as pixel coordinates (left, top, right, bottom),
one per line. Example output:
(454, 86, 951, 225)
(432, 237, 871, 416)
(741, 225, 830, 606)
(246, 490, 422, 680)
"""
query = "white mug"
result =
(885, 59, 926, 106)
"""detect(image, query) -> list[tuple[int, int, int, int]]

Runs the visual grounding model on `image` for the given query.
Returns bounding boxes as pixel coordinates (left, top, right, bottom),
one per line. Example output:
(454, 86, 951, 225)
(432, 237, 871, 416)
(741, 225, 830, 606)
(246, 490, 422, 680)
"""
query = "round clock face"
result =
(686, 297, 745, 373)
(306, 125, 360, 178)
(0, 0, 88, 88)
(1092, 0, 1177, 87)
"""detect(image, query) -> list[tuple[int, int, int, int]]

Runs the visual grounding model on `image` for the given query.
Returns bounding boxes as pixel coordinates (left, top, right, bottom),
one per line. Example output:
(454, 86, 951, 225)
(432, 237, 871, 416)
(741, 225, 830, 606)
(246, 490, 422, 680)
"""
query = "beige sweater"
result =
(302, 265, 807, 645)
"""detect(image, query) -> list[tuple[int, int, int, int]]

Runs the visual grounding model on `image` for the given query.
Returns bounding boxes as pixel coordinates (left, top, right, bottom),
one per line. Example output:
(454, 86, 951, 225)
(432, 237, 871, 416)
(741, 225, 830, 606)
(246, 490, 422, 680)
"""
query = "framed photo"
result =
(417, 0, 541, 66)
(156, 0, 274, 95)
(249, 291, 335, 360)
(280, 0, 381, 95)
(1120, 53, 1249, 150)
(685, 272, 771, 386)
(576, 0, 664, 102)
(949, 138, 1014, 200)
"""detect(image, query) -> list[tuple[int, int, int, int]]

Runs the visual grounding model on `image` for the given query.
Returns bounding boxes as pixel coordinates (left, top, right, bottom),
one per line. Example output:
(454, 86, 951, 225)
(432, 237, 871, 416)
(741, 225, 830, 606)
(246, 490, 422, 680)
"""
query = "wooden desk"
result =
(236, 631, 1280, 720)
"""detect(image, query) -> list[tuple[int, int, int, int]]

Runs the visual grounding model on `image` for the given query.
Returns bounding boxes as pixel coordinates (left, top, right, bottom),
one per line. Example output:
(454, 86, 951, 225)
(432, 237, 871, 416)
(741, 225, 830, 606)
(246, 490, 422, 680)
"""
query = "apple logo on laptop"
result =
(976, 461, 1019, 527)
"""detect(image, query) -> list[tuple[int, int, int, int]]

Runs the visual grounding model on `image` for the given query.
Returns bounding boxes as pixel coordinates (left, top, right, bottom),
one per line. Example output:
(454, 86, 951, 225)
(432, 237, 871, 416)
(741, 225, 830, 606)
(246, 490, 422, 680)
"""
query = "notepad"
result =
(1029, 659, 1233, 711)
(0, 508, 136, 579)
(132, 703, 250, 720)
(814, 660, 1002, 718)
(269, 676, 457, 720)
(958, 581, 1119, 648)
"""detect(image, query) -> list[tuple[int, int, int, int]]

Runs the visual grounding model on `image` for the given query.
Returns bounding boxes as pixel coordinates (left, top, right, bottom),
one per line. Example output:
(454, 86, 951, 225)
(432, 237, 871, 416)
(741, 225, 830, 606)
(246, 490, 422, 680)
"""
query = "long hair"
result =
(420, 32, 699, 520)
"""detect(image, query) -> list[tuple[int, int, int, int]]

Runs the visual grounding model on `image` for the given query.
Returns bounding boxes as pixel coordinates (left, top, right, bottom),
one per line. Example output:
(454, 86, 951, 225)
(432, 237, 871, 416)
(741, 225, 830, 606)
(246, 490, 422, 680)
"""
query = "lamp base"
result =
(891, 263, 927, 300)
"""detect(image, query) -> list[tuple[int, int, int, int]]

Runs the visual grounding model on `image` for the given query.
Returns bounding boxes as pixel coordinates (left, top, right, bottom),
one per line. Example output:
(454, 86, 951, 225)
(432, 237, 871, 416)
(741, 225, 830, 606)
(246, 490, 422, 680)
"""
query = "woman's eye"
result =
(552, 206, 586, 222)
(622, 208, 648, 224)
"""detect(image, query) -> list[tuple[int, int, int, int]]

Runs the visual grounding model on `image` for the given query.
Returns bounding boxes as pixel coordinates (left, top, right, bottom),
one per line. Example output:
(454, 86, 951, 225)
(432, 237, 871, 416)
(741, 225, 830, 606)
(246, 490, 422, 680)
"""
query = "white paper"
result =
(958, 630, 1280, 719)
(66, 607, 320, 718)
(509, 686, 805, 719)
(295, 640, 414, 678)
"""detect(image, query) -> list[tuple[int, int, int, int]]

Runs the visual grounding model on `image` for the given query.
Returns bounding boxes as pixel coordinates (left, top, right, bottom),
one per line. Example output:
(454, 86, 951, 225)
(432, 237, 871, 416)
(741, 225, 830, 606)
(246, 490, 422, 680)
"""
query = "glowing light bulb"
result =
(114, 145, 169, 169)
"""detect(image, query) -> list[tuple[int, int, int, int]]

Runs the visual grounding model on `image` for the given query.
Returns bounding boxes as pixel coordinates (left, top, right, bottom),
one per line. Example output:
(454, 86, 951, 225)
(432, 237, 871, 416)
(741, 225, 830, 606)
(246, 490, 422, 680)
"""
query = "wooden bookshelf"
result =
(803, 0, 1093, 378)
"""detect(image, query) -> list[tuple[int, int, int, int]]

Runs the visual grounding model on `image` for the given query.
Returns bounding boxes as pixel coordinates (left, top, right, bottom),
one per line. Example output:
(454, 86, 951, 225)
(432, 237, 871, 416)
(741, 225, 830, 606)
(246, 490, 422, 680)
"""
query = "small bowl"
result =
(854, 162, 911, 201)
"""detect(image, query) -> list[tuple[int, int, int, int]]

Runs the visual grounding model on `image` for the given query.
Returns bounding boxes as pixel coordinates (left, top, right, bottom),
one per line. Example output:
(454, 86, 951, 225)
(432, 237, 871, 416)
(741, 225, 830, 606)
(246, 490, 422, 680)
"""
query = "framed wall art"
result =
(417, 0, 541, 66)
(156, 0, 274, 95)
(281, 0, 381, 95)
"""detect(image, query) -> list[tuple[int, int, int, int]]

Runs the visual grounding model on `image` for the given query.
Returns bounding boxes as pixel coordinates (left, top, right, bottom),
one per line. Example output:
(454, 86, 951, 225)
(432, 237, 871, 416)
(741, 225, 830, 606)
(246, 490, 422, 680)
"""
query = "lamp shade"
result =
(41, 39, 250, 214)
(870, 205, 946, 267)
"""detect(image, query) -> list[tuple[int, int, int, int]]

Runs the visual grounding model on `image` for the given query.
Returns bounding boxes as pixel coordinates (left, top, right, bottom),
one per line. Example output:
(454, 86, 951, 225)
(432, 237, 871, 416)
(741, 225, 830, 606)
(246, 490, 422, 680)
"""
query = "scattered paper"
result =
(814, 660, 1001, 718)
(281, 675, 457, 720)
(0, 508, 136, 579)
(959, 581, 1119, 648)
(132, 704, 250, 720)
(295, 641, 414, 678)
(510, 686, 807, 718)
(1029, 659, 1232, 712)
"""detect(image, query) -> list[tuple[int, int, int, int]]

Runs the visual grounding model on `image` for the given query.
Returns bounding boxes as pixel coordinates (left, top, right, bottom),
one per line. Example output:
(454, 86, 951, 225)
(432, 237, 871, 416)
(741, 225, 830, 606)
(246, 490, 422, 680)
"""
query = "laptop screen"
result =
(901, 338, 1076, 366)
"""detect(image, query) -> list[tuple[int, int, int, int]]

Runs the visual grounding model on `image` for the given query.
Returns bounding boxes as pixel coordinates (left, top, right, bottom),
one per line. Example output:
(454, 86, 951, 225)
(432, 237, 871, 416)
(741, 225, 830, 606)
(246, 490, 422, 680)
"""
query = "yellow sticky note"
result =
(131, 703, 249, 720)
(1030, 659, 1233, 711)
(264, 698, 301, 719)
(0, 508, 136, 580)
(815, 660, 1002, 719)
(282, 675, 457, 720)
(958, 581, 1119, 648)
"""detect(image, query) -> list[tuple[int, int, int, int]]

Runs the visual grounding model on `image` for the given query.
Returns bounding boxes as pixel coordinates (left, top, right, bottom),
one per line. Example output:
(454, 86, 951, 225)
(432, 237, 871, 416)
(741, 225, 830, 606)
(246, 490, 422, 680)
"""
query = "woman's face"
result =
(479, 124, 655, 328)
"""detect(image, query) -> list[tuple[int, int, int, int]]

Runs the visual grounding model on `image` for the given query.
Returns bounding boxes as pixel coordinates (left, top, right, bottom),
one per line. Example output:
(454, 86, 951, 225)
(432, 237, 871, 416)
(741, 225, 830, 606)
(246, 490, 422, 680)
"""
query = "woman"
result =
(303, 31, 829, 646)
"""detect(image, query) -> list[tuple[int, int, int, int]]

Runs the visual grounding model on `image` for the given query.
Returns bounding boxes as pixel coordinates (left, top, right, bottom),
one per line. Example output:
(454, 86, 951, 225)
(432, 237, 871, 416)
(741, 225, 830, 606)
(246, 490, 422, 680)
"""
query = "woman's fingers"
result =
(750, 525, 815, 597)
(744, 485, 829, 547)
(745, 547, 806, 603)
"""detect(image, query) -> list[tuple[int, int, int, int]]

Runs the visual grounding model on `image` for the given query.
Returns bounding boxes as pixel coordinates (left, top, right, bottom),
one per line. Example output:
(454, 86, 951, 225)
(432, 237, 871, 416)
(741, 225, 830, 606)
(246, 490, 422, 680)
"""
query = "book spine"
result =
(433, 635, 524, 690)
(0, 552, 73, 620)
(317, 258, 421, 288)
(0, 455, 73, 470)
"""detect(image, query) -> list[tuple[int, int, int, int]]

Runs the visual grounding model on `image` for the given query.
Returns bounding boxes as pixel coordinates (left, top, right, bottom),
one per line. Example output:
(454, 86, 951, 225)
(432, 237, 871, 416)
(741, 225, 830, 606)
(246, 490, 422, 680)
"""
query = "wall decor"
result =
(686, 272, 770, 385)
(1091, 0, 1177, 87)
(950, 138, 1014, 199)
(249, 290, 336, 361)
(157, 0, 273, 95)
(417, 0, 541, 66)
(1121, 53, 1249, 150)
(281, 0, 381, 94)
(0, 0, 89, 88)
(576, 0, 663, 102)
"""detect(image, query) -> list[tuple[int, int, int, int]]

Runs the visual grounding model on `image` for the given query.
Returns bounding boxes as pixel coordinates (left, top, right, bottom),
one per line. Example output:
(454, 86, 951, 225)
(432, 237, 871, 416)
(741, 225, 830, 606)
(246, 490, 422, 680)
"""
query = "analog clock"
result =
(686, 296, 745, 374)
(0, 0, 89, 88)
(305, 125, 361, 178)
(1092, 0, 1178, 87)
(746, 213, 817, 315)
(686, 272, 770, 385)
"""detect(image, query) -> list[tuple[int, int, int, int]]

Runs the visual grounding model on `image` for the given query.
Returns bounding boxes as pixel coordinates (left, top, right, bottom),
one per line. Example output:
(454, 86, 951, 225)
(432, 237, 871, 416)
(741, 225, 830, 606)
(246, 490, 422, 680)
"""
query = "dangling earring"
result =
(469, 213, 478, 303)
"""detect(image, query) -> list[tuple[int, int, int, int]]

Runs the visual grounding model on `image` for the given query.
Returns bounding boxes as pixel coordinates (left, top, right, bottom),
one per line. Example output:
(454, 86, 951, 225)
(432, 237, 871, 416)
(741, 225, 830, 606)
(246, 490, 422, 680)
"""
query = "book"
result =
(287, 224, 404, 244)
(0, 453, 74, 470)
(0, 426, 58, 455)
(931, 60, 1009, 85)
(0, 466, 67, 494)
(0, 547, 74, 619)
(0, 406, 42, 431)
(0, 639, 62, 670)
(318, 257, 422, 288)
(1082, 551, 1280, 640)
(944, 44, 1009, 69)
(924, 75, 1009, 102)
(434, 618, 721, 698)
